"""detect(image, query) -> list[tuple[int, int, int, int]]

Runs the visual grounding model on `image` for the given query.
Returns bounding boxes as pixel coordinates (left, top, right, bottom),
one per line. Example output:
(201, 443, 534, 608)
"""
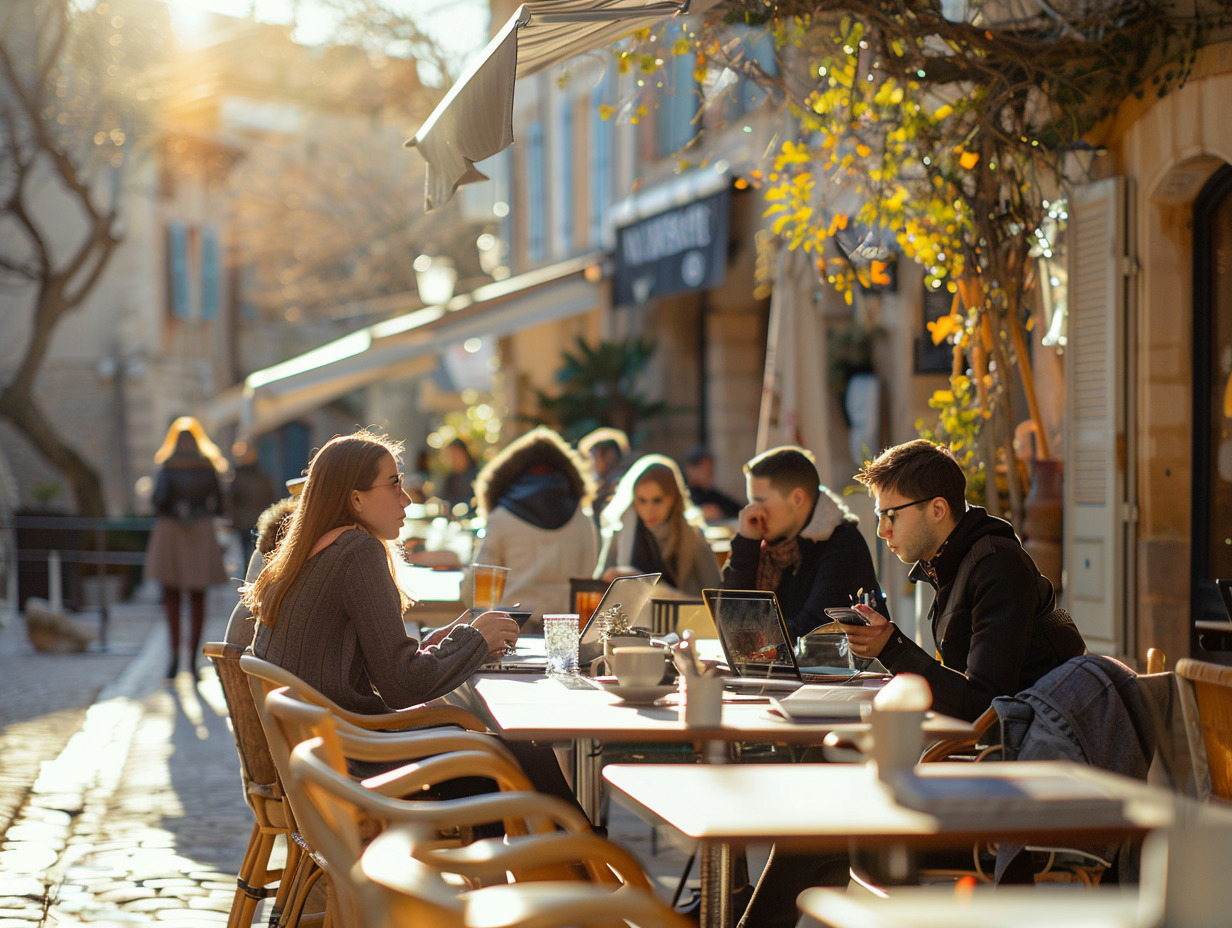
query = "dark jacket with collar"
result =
(152, 455, 224, 522)
(876, 506, 1086, 722)
(721, 488, 883, 639)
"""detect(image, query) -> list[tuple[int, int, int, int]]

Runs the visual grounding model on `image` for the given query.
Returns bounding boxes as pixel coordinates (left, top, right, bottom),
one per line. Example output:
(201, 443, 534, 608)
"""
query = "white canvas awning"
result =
(201, 253, 607, 439)
(405, 0, 717, 211)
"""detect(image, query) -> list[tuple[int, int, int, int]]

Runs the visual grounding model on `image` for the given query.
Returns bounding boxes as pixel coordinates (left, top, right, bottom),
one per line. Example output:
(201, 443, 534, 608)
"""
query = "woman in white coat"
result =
(465, 427, 598, 632)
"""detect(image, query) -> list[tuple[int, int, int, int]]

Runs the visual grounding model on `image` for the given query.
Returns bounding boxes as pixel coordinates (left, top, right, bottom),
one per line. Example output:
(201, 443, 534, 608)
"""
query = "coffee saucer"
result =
(598, 681, 677, 705)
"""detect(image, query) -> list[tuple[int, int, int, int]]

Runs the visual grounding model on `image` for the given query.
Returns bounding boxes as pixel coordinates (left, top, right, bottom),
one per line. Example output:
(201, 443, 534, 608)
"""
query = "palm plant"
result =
(532, 336, 666, 442)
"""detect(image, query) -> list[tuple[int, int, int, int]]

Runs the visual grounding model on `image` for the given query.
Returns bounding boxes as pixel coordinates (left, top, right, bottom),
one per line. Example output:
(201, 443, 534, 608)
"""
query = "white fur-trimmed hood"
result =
(800, 486, 858, 542)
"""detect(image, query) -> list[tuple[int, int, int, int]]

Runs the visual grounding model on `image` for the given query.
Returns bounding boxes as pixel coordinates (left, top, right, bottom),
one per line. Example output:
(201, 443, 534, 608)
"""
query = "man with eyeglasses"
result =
(847, 439, 1085, 722)
(737, 440, 1086, 928)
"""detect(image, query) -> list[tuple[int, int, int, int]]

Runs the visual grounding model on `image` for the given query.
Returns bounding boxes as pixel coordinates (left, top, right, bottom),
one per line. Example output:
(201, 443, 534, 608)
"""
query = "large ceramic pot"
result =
(1021, 458, 1063, 593)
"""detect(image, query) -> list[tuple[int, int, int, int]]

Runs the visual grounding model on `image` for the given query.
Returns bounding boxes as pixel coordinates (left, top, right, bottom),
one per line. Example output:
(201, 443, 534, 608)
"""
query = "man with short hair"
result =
(721, 445, 883, 638)
(737, 441, 1086, 928)
(847, 439, 1086, 721)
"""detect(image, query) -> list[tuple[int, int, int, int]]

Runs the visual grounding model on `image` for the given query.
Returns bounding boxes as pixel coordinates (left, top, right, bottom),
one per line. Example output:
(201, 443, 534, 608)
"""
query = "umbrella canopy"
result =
(405, 0, 706, 211)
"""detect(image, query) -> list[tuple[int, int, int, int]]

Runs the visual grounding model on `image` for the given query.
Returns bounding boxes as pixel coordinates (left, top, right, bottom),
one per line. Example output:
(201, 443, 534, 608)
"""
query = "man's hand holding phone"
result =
(837, 602, 893, 660)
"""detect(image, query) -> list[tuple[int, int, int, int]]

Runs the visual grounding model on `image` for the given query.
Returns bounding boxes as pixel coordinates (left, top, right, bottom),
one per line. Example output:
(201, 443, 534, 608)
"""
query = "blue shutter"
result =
(168, 222, 190, 319)
(590, 83, 612, 246)
(559, 103, 574, 249)
(526, 121, 546, 262)
(200, 226, 219, 320)
(659, 25, 699, 156)
(740, 28, 777, 113)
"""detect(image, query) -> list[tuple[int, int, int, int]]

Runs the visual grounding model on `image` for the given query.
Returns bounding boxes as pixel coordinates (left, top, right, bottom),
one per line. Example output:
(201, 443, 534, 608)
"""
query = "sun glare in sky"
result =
(164, 0, 488, 69)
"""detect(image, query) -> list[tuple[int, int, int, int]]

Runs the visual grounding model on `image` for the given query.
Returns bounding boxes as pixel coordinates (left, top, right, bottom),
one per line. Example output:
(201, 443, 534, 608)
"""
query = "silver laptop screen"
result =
(703, 589, 800, 680)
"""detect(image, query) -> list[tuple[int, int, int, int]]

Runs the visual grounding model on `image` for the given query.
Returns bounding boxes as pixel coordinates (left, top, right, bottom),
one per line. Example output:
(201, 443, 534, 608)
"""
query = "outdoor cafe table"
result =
(603, 760, 1232, 928)
(460, 672, 974, 823)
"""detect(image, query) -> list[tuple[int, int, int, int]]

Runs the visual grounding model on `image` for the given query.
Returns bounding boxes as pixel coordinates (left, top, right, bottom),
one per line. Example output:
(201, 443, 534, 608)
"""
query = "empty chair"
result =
(361, 824, 696, 928)
(1175, 657, 1232, 802)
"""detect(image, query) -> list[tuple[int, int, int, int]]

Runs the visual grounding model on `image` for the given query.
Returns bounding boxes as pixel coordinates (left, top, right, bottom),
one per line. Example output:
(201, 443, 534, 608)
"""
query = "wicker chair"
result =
(361, 824, 696, 928)
(265, 690, 627, 926)
(239, 652, 490, 734)
(202, 641, 305, 928)
(1175, 657, 1232, 802)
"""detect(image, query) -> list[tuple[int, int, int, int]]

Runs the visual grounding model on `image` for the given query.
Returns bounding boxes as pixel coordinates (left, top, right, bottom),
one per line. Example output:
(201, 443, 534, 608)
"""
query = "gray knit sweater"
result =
(252, 528, 487, 714)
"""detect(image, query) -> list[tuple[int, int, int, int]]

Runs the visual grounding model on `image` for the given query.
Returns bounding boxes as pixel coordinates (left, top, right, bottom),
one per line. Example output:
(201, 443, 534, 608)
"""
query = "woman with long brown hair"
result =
(245, 430, 516, 711)
(597, 454, 721, 599)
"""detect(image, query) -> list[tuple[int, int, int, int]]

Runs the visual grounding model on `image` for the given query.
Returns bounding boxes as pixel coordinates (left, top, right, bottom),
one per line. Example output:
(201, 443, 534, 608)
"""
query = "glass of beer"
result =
(472, 564, 510, 613)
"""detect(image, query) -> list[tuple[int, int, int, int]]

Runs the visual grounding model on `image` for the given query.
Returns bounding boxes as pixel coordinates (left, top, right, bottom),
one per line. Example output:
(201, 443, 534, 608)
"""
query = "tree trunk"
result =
(0, 384, 106, 518)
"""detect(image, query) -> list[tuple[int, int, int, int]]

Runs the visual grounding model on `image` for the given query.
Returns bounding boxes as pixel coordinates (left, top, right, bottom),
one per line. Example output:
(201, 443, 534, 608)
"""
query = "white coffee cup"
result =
(682, 673, 724, 728)
(610, 646, 665, 687)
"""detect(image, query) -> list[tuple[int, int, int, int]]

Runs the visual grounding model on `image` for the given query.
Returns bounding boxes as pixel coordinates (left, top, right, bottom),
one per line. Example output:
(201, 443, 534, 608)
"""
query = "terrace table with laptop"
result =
(603, 761, 1232, 928)
(458, 577, 971, 823)
(462, 672, 974, 822)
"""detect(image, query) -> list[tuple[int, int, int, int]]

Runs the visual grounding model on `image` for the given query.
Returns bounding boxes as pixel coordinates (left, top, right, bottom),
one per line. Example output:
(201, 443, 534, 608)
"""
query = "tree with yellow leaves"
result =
(624, 0, 1226, 521)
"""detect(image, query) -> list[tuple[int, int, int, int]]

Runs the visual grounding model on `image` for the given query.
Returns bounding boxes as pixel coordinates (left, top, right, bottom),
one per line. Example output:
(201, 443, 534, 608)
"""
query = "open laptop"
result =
(482, 572, 661, 672)
(577, 572, 661, 666)
(701, 588, 860, 686)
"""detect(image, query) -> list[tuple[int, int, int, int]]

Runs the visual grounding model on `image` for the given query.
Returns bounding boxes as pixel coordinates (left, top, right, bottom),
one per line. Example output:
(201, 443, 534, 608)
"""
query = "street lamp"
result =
(413, 254, 457, 306)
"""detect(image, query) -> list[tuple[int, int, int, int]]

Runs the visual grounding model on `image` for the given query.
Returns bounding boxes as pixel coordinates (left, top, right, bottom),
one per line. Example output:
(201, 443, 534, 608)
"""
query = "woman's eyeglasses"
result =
(874, 497, 935, 526)
(361, 473, 404, 492)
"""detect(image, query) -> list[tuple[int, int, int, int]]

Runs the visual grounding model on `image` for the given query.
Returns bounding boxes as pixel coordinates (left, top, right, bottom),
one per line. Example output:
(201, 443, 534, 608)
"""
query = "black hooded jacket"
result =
(876, 506, 1086, 722)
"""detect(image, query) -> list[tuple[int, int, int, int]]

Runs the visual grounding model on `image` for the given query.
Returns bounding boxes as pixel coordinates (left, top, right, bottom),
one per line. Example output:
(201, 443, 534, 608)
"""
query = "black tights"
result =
(163, 586, 206, 672)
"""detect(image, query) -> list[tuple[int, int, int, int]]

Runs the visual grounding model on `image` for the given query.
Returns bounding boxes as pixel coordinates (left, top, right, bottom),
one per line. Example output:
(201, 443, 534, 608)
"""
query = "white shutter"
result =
(1064, 177, 1133, 653)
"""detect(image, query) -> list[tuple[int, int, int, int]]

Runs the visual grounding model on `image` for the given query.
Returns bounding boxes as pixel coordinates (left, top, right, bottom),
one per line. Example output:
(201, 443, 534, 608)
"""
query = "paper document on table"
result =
(887, 769, 1127, 824)
(768, 684, 879, 720)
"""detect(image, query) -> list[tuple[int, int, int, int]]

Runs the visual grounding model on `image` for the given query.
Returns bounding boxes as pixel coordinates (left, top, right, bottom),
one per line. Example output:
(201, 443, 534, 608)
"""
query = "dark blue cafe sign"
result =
(614, 187, 730, 306)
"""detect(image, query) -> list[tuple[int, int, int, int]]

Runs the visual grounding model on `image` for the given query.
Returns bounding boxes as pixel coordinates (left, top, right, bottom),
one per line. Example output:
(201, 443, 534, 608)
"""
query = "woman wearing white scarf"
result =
(596, 454, 721, 599)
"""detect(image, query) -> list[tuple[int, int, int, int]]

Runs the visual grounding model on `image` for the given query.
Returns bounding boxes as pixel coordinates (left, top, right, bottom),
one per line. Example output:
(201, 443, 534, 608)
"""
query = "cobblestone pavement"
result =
(0, 591, 714, 927)
(0, 589, 262, 927)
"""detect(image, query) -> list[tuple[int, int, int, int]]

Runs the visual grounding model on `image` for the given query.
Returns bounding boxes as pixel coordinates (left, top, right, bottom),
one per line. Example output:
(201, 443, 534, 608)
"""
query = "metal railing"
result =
(1, 514, 156, 649)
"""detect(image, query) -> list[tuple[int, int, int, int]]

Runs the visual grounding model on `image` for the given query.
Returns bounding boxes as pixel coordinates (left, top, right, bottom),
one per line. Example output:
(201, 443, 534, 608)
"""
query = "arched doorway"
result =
(1192, 162, 1232, 647)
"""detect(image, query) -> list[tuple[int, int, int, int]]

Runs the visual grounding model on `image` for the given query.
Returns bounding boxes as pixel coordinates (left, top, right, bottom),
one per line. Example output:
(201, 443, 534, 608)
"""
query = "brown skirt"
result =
(145, 517, 230, 591)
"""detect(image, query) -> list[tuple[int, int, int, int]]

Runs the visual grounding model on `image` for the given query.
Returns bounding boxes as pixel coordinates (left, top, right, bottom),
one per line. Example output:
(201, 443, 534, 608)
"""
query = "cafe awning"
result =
(201, 253, 607, 439)
(405, 0, 717, 212)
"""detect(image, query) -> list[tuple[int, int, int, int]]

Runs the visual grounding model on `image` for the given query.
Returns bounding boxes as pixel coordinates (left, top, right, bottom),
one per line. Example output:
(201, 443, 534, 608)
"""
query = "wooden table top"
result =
(603, 761, 1226, 851)
(467, 673, 973, 746)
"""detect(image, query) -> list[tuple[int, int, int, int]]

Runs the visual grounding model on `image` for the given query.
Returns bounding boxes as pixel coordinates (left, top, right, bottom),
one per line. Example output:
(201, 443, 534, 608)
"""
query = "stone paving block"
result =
(4, 820, 69, 843)
(94, 886, 156, 904)
(0, 876, 43, 898)
(0, 899, 42, 913)
(185, 896, 232, 913)
(17, 807, 72, 828)
(0, 842, 58, 873)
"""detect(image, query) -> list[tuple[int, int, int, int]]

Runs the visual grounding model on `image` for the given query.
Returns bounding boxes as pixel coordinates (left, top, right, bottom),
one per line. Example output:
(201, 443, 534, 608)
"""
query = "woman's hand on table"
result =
(472, 611, 519, 659)
(841, 603, 894, 660)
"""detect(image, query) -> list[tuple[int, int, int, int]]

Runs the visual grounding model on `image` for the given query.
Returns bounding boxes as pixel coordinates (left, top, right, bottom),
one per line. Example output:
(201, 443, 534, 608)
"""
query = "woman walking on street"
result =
(146, 416, 230, 678)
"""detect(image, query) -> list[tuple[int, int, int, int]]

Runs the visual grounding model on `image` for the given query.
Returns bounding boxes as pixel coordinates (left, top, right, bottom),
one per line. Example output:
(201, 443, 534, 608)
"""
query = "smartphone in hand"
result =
(824, 606, 871, 627)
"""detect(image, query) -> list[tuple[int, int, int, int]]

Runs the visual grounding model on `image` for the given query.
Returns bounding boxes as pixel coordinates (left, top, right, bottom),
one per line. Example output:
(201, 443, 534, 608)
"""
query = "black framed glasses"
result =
(361, 472, 404, 492)
(874, 497, 935, 526)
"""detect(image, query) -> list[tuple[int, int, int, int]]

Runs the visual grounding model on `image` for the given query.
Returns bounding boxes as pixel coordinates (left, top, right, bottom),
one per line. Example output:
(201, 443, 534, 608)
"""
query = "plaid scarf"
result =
(756, 536, 801, 591)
